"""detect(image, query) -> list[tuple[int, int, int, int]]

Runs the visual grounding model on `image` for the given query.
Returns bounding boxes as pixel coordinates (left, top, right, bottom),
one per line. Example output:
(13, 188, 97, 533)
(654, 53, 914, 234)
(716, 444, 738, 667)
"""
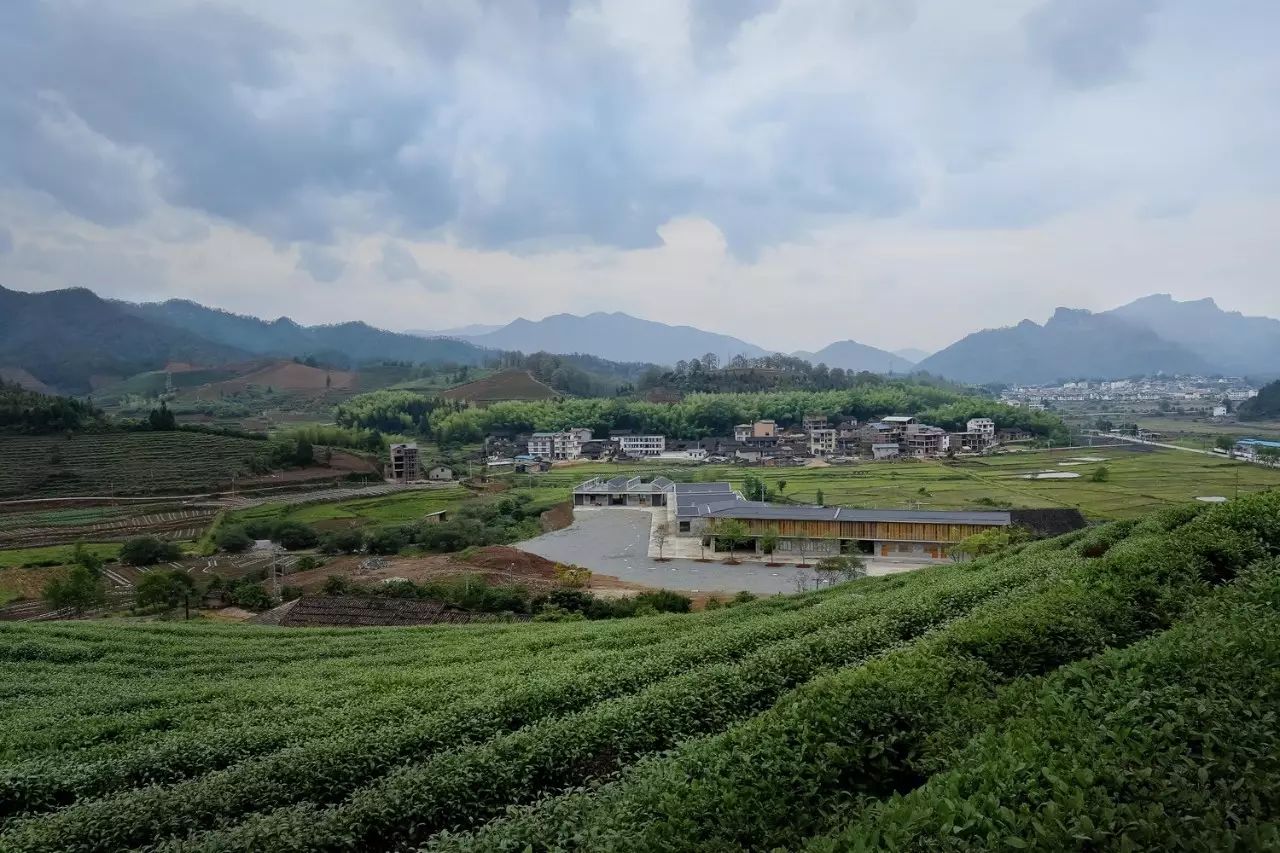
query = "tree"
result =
(1095, 418, 1114, 432)
(294, 437, 315, 467)
(815, 554, 867, 584)
(147, 402, 176, 431)
(43, 565, 105, 613)
(759, 527, 779, 557)
(215, 526, 253, 554)
(714, 519, 749, 556)
(135, 569, 196, 612)
(776, 479, 787, 495)
(950, 528, 1029, 560)
(70, 543, 103, 576)
(815, 488, 825, 507)
(653, 522, 671, 560)
(1216, 435, 1237, 453)
(1089, 465, 1111, 483)
(320, 529, 365, 555)
(120, 536, 183, 567)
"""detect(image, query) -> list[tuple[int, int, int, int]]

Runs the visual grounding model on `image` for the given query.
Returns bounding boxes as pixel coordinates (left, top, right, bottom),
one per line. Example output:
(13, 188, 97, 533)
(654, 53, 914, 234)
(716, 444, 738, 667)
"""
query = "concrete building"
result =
(528, 428, 593, 460)
(802, 413, 828, 432)
(734, 423, 752, 441)
(388, 443, 421, 483)
(809, 428, 838, 457)
(654, 448, 708, 463)
(614, 434, 666, 457)
(967, 418, 996, 441)
(753, 419, 778, 438)
(904, 423, 950, 458)
(426, 465, 454, 481)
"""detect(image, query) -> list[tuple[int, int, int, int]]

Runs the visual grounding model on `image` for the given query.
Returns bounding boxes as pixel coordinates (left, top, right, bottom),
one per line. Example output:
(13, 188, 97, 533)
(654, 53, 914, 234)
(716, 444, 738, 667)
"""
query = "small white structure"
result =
(654, 448, 708, 463)
(427, 465, 454, 481)
(614, 434, 666, 457)
(1212, 405, 1228, 418)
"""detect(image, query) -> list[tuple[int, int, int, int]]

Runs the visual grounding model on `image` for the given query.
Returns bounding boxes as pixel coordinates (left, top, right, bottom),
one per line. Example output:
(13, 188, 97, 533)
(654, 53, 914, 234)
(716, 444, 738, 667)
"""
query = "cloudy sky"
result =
(2, 0, 1277, 353)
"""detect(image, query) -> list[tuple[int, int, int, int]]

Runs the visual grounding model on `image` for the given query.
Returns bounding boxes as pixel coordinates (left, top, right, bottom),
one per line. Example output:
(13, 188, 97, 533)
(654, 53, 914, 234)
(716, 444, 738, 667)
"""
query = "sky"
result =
(1, 0, 1278, 354)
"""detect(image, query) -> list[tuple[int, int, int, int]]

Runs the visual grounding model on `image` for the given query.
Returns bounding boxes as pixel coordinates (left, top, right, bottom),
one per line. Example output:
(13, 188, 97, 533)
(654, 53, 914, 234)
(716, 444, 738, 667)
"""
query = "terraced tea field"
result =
(0, 433, 269, 498)
(2, 492, 1278, 851)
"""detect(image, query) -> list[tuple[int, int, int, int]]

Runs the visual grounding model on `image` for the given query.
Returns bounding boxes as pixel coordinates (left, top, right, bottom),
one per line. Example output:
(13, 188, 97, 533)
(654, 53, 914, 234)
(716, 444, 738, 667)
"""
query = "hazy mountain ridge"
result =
(124, 300, 490, 368)
(791, 340, 916, 373)
(916, 307, 1215, 384)
(1104, 294, 1280, 377)
(459, 312, 771, 363)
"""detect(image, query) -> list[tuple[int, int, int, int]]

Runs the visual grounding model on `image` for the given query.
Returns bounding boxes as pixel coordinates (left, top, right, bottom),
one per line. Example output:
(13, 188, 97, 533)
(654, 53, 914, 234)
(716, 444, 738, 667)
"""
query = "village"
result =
(449, 414, 1022, 475)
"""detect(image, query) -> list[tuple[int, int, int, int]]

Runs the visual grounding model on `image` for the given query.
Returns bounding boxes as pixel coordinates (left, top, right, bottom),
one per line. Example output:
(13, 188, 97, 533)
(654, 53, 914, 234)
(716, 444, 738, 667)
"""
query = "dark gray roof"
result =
(703, 504, 1011, 525)
(672, 482, 736, 494)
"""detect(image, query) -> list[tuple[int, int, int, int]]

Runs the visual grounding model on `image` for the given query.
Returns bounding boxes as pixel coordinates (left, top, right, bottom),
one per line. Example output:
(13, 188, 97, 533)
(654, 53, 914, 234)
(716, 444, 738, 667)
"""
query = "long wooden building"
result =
(667, 481, 1010, 560)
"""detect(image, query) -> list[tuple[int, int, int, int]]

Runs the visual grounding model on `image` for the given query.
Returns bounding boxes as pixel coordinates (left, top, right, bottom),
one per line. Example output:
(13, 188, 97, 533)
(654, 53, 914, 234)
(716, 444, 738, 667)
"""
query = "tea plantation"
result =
(0, 433, 268, 498)
(2, 492, 1279, 851)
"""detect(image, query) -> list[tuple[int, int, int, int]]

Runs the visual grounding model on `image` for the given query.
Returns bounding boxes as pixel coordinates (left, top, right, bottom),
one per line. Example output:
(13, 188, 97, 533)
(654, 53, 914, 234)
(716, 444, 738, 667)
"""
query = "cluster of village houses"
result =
(499, 415, 1017, 468)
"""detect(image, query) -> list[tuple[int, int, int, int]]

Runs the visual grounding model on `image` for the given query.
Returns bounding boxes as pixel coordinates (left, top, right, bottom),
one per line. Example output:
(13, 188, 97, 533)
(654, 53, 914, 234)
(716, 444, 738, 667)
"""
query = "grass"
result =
(227, 487, 473, 530)
(0, 542, 121, 570)
(502, 446, 1280, 521)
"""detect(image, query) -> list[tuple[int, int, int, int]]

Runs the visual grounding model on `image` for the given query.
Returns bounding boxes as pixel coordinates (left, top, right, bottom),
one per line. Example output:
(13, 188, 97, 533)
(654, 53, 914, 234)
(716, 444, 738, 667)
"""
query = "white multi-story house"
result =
(615, 434, 666, 457)
(809, 428, 837, 457)
(734, 423, 752, 442)
(528, 428, 593, 460)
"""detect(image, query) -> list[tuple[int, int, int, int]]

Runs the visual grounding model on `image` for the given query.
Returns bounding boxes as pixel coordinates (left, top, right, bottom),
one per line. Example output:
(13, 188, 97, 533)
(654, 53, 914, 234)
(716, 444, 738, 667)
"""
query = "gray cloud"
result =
(1026, 0, 1161, 88)
(380, 242, 450, 292)
(296, 245, 346, 283)
(0, 226, 12, 254)
(0, 0, 1277, 299)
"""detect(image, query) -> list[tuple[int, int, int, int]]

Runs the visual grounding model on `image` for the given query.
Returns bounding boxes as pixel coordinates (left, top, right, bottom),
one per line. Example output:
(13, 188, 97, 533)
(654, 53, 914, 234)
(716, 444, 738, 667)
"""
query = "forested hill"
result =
(336, 380, 1069, 443)
(0, 381, 107, 434)
(1238, 379, 1280, 420)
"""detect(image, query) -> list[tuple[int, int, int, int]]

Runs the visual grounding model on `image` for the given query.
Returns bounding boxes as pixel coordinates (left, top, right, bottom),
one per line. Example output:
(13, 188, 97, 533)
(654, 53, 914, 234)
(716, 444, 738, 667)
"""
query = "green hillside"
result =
(2, 491, 1279, 851)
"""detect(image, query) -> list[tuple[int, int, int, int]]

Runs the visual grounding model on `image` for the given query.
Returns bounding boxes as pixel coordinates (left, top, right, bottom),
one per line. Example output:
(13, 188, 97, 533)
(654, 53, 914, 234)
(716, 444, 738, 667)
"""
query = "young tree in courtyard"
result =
(653, 522, 671, 561)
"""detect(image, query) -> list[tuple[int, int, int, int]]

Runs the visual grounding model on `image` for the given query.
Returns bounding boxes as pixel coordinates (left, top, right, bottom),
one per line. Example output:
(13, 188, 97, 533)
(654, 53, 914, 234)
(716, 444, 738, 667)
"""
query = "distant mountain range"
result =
(918, 295, 1280, 384)
(450, 312, 772, 364)
(3, 285, 1277, 393)
(435, 311, 916, 373)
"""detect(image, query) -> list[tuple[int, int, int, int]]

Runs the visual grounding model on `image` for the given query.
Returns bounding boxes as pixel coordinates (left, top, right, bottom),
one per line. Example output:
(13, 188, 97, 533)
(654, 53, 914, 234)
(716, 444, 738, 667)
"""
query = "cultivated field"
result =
(0, 504, 214, 548)
(1, 493, 1278, 851)
(509, 445, 1280, 520)
(0, 433, 269, 498)
(440, 369, 558, 403)
(227, 486, 472, 530)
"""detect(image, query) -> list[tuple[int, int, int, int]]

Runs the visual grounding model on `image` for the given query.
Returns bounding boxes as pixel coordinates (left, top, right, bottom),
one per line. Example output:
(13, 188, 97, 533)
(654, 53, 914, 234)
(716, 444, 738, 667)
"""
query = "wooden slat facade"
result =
(731, 517, 1002, 545)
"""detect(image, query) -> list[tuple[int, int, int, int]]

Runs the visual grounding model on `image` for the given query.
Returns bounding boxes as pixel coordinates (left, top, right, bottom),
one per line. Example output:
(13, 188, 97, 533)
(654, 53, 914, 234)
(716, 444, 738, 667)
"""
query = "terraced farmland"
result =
(0, 433, 269, 498)
(0, 505, 216, 548)
(2, 492, 1279, 851)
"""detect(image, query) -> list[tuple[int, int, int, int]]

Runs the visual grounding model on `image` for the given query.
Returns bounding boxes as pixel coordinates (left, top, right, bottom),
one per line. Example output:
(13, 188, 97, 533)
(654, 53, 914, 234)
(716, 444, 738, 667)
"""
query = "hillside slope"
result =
(124, 299, 492, 367)
(918, 307, 1213, 384)
(2, 492, 1278, 851)
(0, 286, 246, 393)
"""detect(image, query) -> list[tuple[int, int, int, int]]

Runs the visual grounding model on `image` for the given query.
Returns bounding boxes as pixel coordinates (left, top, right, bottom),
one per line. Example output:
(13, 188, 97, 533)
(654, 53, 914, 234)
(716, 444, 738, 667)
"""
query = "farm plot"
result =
(228, 486, 472, 530)
(0, 433, 270, 499)
(0, 505, 217, 548)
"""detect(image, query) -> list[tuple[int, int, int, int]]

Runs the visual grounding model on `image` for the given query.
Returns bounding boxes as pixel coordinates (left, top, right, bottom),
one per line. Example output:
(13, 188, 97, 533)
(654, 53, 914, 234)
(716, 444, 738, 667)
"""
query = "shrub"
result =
(322, 575, 350, 596)
(320, 529, 364, 555)
(119, 536, 183, 567)
(215, 526, 253, 554)
(365, 527, 410, 555)
(635, 589, 692, 613)
(271, 521, 318, 551)
(135, 570, 196, 611)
